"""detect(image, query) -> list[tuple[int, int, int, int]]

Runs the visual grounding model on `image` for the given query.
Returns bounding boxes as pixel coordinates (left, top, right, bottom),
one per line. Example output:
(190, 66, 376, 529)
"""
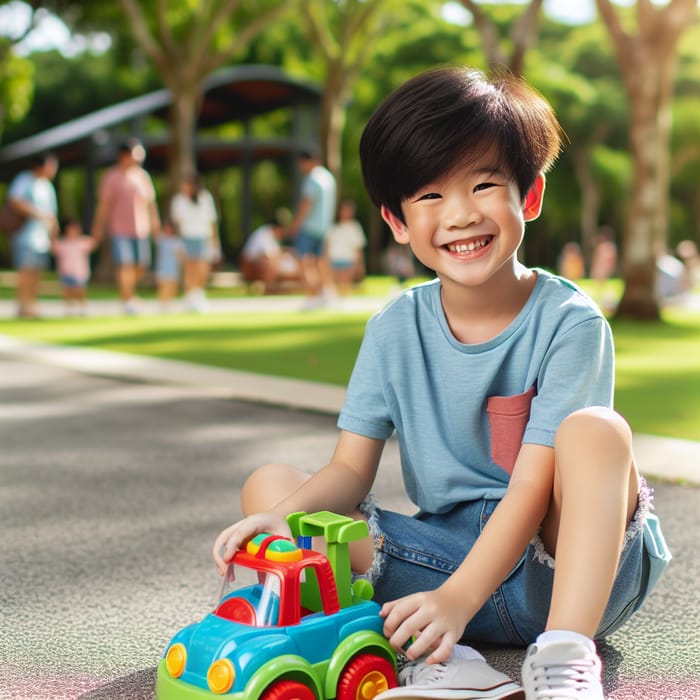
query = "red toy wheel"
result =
(261, 679, 316, 700)
(337, 653, 398, 700)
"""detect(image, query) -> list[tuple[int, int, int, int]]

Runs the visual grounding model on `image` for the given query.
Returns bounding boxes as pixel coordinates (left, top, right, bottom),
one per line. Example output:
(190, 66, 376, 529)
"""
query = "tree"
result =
(595, 0, 697, 319)
(297, 0, 409, 183)
(0, 1, 44, 142)
(117, 0, 292, 195)
(457, 0, 544, 75)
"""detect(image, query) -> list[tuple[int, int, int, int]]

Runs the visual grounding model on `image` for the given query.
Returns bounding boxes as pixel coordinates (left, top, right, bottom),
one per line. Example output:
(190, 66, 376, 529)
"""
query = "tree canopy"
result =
(1, 0, 699, 318)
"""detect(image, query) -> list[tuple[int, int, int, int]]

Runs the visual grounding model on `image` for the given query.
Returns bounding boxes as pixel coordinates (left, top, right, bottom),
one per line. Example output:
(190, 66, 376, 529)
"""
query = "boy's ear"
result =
(522, 173, 546, 222)
(381, 205, 410, 244)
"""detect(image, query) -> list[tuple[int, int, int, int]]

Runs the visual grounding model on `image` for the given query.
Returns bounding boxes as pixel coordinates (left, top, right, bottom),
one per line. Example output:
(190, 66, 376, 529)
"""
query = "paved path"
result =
(1, 295, 699, 699)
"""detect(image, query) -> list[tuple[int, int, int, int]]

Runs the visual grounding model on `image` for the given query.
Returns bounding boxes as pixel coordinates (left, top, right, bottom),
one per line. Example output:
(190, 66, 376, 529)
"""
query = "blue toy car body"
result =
(156, 511, 397, 699)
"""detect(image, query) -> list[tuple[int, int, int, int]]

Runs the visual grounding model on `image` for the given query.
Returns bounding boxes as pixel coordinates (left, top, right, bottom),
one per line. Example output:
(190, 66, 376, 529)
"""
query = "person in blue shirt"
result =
(213, 67, 670, 700)
(286, 147, 337, 308)
(6, 152, 59, 318)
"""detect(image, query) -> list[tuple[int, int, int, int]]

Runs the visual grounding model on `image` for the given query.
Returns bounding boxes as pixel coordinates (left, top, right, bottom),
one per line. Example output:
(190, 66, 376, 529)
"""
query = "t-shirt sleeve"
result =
(8, 172, 31, 201)
(301, 176, 320, 204)
(524, 315, 615, 447)
(337, 321, 395, 440)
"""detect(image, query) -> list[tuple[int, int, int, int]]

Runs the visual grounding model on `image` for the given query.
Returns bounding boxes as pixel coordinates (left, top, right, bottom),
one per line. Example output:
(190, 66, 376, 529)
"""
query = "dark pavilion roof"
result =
(0, 64, 322, 179)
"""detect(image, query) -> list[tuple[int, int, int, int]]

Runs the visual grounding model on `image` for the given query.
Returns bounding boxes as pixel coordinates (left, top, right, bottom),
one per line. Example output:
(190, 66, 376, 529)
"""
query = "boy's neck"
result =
(439, 264, 537, 344)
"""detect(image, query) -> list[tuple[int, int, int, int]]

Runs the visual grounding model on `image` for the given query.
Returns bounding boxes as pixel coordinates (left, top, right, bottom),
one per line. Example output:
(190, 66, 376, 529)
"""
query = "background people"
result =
(239, 213, 300, 294)
(91, 138, 161, 315)
(590, 226, 618, 310)
(285, 148, 337, 308)
(51, 217, 97, 316)
(6, 152, 59, 318)
(169, 171, 220, 312)
(557, 241, 585, 282)
(325, 198, 367, 297)
(154, 221, 185, 312)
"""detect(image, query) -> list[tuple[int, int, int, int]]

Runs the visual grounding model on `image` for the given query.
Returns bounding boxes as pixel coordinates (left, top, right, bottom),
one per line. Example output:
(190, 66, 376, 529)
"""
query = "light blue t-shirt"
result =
(338, 270, 615, 513)
(9, 170, 57, 253)
(300, 165, 336, 239)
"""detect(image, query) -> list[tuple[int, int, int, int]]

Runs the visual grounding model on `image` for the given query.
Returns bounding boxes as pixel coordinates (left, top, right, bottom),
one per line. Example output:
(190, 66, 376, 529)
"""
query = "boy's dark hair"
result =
(360, 66, 563, 222)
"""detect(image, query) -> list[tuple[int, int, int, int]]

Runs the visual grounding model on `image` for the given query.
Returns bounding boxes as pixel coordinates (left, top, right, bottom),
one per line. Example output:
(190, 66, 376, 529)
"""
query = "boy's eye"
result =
(414, 192, 441, 202)
(474, 182, 496, 192)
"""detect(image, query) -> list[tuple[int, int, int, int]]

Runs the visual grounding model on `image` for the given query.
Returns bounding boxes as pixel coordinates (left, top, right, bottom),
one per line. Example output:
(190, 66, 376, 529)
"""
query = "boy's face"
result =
(381, 155, 544, 290)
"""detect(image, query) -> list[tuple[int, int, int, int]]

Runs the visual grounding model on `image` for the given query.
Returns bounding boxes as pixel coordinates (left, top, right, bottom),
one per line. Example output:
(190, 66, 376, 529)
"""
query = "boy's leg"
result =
(540, 406, 639, 636)
(522, 406, 639, 700)
(241, 463, 375, 572)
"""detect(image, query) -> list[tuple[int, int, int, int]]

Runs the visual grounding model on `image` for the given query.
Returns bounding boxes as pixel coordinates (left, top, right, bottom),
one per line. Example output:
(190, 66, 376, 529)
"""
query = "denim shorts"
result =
(60, 275, 88, 288)
(111, 236, 151, 267)
(182, 238, 207, 260)
(295, 231, 324, 257)
(12, 236, 50, 270)
(361, 480, 662, 647)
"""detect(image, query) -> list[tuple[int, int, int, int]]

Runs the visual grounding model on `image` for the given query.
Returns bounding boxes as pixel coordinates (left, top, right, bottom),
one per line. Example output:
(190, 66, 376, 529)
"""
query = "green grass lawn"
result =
(0, 276, 698, 441)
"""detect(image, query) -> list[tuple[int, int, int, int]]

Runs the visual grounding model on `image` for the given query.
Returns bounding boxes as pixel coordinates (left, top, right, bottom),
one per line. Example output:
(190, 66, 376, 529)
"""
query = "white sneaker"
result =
(300, 294, 325, 311)
(378, 657, 524, 699)
(521, 640, 603, 699)
(123, 297, 142, 315)
(185, 288, 208, 312)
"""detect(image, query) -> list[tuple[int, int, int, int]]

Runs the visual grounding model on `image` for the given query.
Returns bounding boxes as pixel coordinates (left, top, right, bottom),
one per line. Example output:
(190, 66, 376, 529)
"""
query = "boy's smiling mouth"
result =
(445, 235, 493, 254)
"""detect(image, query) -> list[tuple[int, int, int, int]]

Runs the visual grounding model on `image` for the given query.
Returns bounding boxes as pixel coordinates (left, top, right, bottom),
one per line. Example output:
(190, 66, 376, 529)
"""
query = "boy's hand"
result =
(212, 512, 291, 575)
(380, 587, 469, 665)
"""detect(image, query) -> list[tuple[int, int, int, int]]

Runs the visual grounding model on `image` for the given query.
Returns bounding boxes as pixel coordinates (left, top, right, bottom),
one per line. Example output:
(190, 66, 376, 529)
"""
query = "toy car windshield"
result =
(216, 564, 281, 627)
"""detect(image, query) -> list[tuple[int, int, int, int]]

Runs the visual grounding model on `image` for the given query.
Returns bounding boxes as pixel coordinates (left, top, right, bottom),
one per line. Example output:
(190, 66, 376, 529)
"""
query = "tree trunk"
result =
(616, 54, 670, 320)
(166, 85, 201, 200)
(595, 0, 696, 319)
(319, 62, 347, 183)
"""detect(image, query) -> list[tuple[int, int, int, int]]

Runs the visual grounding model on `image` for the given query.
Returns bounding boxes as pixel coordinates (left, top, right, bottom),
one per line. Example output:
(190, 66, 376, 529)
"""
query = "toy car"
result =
(156, 511, 398, 699)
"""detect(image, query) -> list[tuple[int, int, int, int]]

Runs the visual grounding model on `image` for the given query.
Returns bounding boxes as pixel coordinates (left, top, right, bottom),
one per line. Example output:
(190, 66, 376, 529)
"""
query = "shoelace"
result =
(398, 660, 448, 687)
(529, 657, 600, 699)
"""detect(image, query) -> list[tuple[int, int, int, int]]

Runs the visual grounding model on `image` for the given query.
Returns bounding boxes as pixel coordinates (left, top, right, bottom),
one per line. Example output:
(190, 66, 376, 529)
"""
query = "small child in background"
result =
(51, 218, 97, 316)
(325, 199, 367, 296)
(155, 222, 185, 312)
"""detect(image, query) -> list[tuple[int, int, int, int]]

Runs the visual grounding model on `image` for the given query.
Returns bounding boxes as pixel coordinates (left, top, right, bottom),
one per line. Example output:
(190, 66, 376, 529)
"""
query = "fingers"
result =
(212, 524, 239, 575)
(380, 594, 458, 664)
(212, 513, 291, 575)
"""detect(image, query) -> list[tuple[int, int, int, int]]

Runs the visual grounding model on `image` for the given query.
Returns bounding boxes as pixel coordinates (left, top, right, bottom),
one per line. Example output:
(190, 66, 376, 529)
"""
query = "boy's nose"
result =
(443, 196, 480, 230)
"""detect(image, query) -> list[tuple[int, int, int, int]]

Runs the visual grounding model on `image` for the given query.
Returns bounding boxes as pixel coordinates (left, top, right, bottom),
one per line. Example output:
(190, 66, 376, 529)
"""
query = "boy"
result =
(213, 67, 670, 699)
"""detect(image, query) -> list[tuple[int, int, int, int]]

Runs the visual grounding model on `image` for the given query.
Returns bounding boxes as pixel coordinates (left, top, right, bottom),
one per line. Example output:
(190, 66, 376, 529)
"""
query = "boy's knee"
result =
(241, 463, 307, 515)
(555, 407, 632, 458)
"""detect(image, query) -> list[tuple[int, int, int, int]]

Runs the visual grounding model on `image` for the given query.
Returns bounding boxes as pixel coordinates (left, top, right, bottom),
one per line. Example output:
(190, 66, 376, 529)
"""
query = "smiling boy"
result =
(213, 67, 670, 699)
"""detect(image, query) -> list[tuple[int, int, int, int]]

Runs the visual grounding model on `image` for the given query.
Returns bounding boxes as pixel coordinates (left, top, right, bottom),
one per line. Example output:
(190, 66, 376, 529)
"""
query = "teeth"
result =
(447, 237, 490, 253)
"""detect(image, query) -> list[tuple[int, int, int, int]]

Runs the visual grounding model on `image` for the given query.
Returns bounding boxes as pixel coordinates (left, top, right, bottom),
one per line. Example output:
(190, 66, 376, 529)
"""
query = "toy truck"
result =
(156, 511, 398, 699)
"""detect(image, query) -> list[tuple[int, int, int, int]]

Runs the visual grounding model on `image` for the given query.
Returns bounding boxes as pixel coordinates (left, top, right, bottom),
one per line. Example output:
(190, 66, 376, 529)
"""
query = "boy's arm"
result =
(212, 429, 385, 574)
(381, 442, 554, 663)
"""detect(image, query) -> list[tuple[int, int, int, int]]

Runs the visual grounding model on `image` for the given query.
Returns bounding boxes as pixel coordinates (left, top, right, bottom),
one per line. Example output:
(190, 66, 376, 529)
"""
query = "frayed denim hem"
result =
(357, 493, 386, 585)
(530, 476, 654, 570)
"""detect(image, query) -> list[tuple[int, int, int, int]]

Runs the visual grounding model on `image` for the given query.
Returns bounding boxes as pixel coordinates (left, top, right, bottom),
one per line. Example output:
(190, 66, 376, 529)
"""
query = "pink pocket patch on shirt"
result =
(487, 384, 537, 475)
